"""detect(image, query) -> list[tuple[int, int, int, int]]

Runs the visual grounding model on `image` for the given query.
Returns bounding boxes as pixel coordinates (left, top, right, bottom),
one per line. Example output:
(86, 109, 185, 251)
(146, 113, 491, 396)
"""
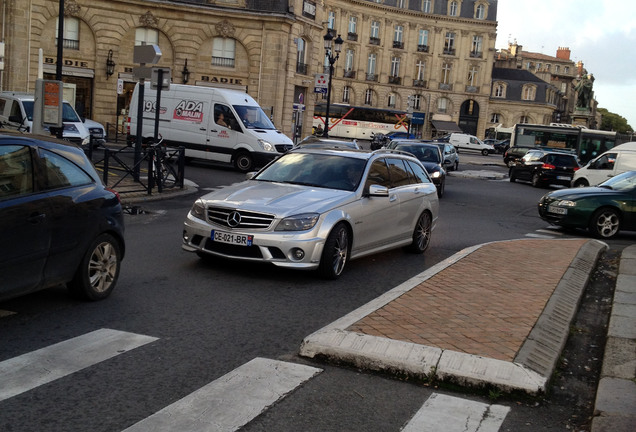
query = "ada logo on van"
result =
(174, 100, 204, 123)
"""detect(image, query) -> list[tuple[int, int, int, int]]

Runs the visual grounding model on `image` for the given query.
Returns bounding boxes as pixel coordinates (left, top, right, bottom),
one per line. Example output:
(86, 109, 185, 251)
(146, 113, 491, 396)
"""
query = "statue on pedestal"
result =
(575, 74, 594, 109)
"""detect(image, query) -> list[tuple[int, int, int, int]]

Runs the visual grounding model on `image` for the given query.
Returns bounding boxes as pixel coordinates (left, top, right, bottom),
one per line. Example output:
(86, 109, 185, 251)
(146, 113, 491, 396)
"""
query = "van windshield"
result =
(233, 105, 276, 130)
(22, 101, 81, 123)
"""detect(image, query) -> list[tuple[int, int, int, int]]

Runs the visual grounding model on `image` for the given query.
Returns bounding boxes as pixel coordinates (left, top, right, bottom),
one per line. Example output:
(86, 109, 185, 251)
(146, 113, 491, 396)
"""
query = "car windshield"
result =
(233, 105, 276, 130)
(22, 101, 80, 123)
(254, 152, 367, 191)
(396, 145, 440, 163)
(598, 171, 636, 191)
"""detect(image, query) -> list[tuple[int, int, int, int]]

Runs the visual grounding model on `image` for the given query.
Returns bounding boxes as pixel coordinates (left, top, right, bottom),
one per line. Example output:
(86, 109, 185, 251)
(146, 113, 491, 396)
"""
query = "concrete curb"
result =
(591, 244, 636, 432)
(120, 179, 199, 206)
(299, 239, 607, 395)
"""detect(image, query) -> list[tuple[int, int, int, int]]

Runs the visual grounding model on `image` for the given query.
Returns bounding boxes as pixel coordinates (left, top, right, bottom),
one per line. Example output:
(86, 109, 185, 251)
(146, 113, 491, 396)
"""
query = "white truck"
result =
(572, 142, 636, 187)
(448, 133, 495, 156)
(127, 83, 293, 171)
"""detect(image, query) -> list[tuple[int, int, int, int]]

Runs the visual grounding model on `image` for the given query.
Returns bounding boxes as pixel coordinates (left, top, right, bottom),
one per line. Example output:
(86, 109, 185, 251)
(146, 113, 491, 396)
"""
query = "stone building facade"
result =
(0, 0, 499, 140)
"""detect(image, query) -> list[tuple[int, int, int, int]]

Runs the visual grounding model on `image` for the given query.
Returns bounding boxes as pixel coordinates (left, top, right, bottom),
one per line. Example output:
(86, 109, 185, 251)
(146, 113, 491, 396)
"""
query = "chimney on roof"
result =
(556, 47, 571, 60)
(509, 42, 522, 57)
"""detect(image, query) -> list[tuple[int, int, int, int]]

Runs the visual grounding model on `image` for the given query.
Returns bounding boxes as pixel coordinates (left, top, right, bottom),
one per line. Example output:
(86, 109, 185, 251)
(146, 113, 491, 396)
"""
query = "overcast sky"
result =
(495, 0, 636, 128)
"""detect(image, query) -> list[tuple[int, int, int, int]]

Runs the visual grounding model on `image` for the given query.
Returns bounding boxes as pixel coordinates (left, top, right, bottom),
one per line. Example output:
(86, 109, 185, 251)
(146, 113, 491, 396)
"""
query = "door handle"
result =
(27, 212, 46, 223)
(389, 195, 397, 202)
(199, 127, 206, 131)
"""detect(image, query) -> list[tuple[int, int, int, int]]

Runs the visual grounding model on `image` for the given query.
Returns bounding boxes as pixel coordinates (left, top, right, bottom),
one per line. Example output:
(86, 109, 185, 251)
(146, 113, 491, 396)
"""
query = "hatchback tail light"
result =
(541, 163, 556, 170)
(107, 187, 121, 203)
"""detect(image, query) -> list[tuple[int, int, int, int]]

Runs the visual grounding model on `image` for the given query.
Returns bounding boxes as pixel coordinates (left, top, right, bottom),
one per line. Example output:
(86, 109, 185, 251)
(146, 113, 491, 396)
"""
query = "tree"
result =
(598, 108, 633, 133)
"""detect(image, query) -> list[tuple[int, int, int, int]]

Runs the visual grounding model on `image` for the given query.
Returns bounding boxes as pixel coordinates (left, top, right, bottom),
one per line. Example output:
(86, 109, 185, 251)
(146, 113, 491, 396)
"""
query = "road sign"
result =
(151, 67, 171, 90)
(315, 73, 328, 88)
(133, 44, 162, 65)
(117, 79, 124, 95)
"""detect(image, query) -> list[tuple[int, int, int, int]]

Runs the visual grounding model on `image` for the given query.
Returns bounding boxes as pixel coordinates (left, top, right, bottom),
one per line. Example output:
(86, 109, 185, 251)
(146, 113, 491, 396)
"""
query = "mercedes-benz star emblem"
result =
(227, 211, 241, 227)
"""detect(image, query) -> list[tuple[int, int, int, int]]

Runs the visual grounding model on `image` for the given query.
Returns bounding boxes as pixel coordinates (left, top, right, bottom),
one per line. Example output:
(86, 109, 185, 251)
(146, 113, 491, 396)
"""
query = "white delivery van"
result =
(448, 133, 495, 156)
(0, 92, 90, 146)
(127, 83, 293, 171)
(571, 142, 636, 187)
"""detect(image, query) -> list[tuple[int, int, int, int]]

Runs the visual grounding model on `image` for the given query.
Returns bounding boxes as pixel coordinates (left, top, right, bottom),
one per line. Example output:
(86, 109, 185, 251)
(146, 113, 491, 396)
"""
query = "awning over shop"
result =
(431, 120, 463, 133)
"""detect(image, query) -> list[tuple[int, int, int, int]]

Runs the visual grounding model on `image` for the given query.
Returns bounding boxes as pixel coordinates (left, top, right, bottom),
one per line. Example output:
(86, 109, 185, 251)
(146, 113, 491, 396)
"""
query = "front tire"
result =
(589, 207, 620, 239)
(233, 151, 254, 172)
(68, 234, 122, 301)
(574, 178, 589, 188)
(437, 179, 445, 198)
(406, 211, 432, 254)
(318, 223, 349, 279)
(481, 149, 489, 156)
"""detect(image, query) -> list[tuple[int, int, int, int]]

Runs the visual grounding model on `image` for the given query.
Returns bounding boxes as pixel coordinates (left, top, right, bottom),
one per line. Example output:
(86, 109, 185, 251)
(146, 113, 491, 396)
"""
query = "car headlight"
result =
(190, 201, 206, 221)
(258, 139, 276, 152)
(430, 171, 441, 178)
(81, 137, 90, 145)
(275, 213, 320, 231)
(555, 200, 576, 207)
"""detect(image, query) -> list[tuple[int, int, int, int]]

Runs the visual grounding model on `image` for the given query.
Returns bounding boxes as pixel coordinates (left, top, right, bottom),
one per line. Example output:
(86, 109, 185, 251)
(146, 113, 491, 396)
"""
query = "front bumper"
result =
(182, 213, 326, 270)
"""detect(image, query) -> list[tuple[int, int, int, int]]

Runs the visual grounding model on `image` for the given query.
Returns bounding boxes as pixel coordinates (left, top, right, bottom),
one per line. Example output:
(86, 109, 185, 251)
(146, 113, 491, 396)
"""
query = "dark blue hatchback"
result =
(0, 132, 125, 301)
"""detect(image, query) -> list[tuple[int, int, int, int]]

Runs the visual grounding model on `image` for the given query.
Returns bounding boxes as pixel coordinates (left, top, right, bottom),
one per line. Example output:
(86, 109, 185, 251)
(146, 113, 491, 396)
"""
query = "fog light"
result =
(183, 230, 190, 241)
(291, 248, 305, 261)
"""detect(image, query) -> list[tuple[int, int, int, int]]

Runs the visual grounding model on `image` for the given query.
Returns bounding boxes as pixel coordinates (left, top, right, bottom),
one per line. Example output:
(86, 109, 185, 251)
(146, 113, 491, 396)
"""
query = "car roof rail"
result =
(371, 148, 415, 157)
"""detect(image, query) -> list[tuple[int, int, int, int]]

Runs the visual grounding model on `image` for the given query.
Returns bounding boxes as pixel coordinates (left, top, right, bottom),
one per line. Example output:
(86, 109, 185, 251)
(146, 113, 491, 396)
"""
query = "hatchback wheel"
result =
(406, 211, 432, 254)
(531, 172, 543, 187)
(453, 160, 459, 171)
(318, 223, 349, 279)
(437, 179, 445, 198)
(589, 207, 620, 239)
(68, 233, 122, 300)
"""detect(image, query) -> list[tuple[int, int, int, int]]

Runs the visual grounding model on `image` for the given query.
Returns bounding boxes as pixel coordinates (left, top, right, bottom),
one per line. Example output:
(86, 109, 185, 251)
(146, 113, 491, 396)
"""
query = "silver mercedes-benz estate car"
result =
(182, 147, 439, 279)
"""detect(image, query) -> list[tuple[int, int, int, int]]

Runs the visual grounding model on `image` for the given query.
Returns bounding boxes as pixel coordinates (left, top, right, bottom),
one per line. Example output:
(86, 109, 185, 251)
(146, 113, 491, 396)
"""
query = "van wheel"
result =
(481, 149, 489, 156)
(574, 178, 589, 187)
(233, 151, 253, 172)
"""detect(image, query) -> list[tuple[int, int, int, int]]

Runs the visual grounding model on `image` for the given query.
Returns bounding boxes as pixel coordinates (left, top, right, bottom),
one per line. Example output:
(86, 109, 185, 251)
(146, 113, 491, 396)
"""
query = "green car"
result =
(538, 171, 636, 239)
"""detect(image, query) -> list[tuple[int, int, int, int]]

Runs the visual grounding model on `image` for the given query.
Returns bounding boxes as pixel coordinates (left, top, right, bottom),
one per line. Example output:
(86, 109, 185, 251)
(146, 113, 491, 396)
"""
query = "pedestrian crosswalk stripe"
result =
(402, 393, 510, 432)
(525, 233, 555, 238)
(122, 357, 322, 432)
(0, 328, 158, 402)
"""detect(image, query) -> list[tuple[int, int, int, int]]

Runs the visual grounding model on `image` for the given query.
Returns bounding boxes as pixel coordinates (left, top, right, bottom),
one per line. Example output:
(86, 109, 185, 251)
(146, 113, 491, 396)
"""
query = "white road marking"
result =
(402, 393, 510, 432)
(525, 233, 555, 238)
(123, 357, 322, 432)
(0, 328, 157, 402)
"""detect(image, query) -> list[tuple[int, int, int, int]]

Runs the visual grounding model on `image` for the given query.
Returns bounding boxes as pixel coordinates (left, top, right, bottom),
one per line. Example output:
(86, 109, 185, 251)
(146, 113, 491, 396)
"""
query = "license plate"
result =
(211, 230, 253, 246)
(547, 205, 567, 215)
(556, 175, 572, 181)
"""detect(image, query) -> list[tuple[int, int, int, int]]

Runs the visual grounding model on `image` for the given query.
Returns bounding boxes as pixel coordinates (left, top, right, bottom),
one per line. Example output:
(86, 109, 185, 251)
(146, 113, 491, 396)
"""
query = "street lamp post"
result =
(322, 30, 343, 138)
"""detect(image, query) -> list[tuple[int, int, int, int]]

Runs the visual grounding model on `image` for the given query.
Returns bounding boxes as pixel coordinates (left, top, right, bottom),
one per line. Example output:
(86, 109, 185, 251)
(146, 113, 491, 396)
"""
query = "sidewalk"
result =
(299, 239, 622, 395)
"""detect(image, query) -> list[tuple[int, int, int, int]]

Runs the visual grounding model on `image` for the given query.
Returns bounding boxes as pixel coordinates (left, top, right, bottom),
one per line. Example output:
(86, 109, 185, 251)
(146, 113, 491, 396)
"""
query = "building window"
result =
(418, 29, 429, 51)
(328, 11, 336, 29)
(467, 65, 478, 86)
(344, 49, 355, 76)
(561, 82, 567, 93)
(444, 32, 455, 55)
(555, 65, 560, 73)
(212, 37, 236, 67)
(415, 60, 426, 80)
(437, 97, 449, 113)
(413, 94, 421, 110)
(441, 63, 452, 85)
(422, 0, 432, 13)
(490, 113, 500, 123)
(296, 38, 307, 74)
(449, 1, 459, 16)
(371, 20, 380, 39)
(475, 4, 485, 19)
(520, 115, 530, 124)
(56, 17, 80, 50)
(365, 89, 373, 105)
(397, 0, 407, 7)
(343, 86, 350, 103)
(135, 27, 158, 46)
(348, 16, 357, 34)
(471, 35, 482, 57)
(393, 25, 404, 48)
(522, 85, 536, 101)
(388, 93, 396, 108)
(390, 57, 401, 77)
(493, 83, 506, 98)
(367, 53, 376, 75)
(564, 66, 570, 74)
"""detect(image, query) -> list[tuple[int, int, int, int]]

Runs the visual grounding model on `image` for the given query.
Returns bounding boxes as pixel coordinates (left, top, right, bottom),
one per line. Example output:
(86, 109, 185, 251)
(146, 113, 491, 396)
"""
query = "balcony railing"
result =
(369, 37, 380, 45)
(417, 44, 429, 53)
(439, 83, 452, 91)
(392, 41, 404, 49)
(212, 56, 235, 68)
(343, 69, 356, 78)
(413, 79, 427, 88)
(443, 48, 456, 55)
(365, 73, 378, 82)
(347, 32, 358, 41)
(55, 38, 79, 50)
(296, 63, 308, 75)
(469, 51, 482, 58)
(388, 76, 401, 85)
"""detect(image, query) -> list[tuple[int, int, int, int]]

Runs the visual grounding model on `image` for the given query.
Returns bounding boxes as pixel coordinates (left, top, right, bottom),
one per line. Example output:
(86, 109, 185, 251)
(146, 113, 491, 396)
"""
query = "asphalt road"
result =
(1, 153, 633, 432)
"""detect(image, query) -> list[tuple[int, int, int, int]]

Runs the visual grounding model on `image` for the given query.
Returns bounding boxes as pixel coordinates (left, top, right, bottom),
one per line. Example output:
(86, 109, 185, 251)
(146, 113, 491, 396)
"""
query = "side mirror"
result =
(367, 184, 389, 197)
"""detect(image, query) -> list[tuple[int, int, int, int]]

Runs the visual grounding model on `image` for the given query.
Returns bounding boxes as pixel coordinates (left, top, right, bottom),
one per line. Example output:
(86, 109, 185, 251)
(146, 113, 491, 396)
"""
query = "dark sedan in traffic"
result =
(538, 170, 636, 239)
(0, 132, 125, 301)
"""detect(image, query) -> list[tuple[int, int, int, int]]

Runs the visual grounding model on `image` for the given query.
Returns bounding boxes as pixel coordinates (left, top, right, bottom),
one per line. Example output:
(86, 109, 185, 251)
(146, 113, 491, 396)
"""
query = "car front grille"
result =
(207, 207, 275, 229)
(276, 144, 293, 153)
